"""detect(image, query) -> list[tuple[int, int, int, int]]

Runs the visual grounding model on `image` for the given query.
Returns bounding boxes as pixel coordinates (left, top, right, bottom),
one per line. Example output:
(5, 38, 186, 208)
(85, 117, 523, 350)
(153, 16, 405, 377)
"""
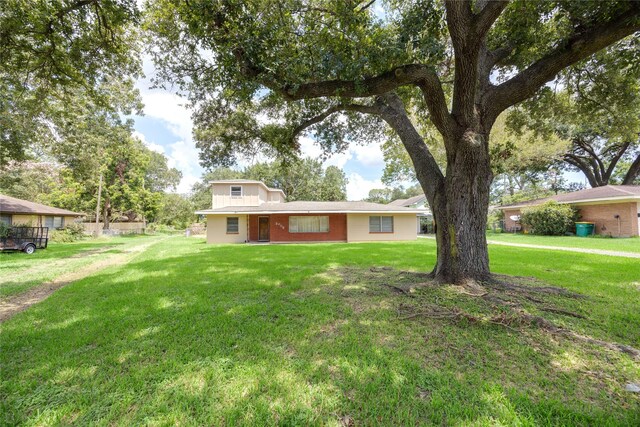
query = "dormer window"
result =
(230, 186, 242, 197)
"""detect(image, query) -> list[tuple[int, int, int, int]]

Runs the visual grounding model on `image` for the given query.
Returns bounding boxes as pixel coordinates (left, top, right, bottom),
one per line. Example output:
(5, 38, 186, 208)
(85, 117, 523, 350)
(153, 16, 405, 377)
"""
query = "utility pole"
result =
(95, 172, 103, 237)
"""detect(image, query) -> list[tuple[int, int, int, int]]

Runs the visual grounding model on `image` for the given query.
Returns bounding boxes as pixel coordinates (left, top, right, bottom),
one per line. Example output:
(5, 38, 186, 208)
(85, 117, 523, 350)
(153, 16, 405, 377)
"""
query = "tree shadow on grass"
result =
(1, 241, 639, 425)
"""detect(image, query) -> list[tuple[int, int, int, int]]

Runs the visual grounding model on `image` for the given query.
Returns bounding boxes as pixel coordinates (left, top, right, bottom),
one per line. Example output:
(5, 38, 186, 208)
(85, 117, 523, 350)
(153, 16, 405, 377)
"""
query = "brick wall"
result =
(502, 209, 523, 232)
(249, 213, 347, 242)
(576, 202, 638, 237)
(501, 202, 640, 237)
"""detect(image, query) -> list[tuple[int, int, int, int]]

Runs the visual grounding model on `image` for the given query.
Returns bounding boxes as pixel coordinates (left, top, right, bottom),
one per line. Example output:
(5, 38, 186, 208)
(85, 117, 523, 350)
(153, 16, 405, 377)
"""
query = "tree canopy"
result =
(1, 0, 142, 164)
(146, 0, 640, 283)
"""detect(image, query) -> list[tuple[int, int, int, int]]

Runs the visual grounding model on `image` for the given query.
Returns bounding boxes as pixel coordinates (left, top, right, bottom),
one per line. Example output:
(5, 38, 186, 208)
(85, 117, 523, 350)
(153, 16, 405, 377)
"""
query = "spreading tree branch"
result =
(604, 140, 631, 181)
(622, 152, 640, 185)
(474, 0, 510, 38)
(487, 4, 640, 120)
(564, 153, 599, 187)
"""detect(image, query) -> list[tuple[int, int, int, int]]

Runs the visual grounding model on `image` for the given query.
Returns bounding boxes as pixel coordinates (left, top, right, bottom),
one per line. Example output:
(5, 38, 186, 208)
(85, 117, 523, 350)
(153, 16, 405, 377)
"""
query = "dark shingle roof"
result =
(499, 185, 640, 209)
(0, 194, 83, 216)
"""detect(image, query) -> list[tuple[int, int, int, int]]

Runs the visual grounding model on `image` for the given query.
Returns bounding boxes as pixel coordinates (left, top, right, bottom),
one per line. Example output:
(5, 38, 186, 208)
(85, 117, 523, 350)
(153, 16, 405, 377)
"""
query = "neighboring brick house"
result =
(498, 185, 640, 237)
(0, 194, 83, 229)
(196, 180, 427, 244)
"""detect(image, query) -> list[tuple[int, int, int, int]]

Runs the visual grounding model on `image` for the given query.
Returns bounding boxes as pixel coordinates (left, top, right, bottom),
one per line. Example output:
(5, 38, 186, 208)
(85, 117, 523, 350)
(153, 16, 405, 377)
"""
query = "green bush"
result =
(520, 201, 576, 236)
(0, 222, 11, 238)
(49, 223, 86, 243)
(65, 223, 86, 239)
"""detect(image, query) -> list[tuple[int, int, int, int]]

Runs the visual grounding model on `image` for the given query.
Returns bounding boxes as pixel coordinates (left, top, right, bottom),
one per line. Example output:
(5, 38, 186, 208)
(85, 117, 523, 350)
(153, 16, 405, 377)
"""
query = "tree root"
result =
(344, 267, 639, 360)
(538, 306, 586, 319)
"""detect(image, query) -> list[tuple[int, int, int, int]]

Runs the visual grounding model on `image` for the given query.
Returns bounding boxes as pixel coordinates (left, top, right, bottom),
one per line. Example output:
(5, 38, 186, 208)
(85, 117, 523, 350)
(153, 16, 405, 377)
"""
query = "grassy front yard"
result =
(1, 238, 639, 425)
(0, 235, 161, 298)
(487, 232, 640, 253)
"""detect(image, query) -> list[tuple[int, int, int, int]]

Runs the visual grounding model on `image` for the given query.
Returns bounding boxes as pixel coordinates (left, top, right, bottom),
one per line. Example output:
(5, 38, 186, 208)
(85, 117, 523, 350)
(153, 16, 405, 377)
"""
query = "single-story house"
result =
(196, 180, 428, 243)
(389, 194, 433, 233)
(498, 185, 640, 237)
(0, 194, 83, 229)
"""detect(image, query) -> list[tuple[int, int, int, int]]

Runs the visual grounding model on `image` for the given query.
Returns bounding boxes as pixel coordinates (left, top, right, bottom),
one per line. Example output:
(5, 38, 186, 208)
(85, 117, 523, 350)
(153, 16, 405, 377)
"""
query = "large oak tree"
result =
(148, 0, 640, 283)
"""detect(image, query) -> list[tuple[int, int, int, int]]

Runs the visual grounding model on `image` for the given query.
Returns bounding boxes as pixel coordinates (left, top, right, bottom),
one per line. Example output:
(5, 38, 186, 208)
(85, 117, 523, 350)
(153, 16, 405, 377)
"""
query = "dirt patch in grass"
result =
(0, 238, 163, 322)
(335, 267, 640, 360)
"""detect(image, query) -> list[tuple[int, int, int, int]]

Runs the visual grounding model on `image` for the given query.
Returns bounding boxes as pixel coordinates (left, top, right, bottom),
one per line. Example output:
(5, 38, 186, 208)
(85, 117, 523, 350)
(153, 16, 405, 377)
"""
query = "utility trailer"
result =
(0, 226, 49, 254)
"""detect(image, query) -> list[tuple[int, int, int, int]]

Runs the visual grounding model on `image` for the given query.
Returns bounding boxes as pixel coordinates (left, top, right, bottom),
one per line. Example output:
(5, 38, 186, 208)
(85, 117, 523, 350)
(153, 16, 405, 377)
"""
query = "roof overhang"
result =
(196, 209, 428, 215)
(3, 210, 84, 216)
(497, 195, 640, 210)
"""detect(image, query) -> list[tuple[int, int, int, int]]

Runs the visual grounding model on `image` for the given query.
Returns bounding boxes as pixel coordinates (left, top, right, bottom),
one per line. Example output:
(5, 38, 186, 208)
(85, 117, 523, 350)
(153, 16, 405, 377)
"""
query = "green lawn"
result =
(0, 235, 161, 298)
(1, 238, 639, 425)
(486, 232, 640, 253)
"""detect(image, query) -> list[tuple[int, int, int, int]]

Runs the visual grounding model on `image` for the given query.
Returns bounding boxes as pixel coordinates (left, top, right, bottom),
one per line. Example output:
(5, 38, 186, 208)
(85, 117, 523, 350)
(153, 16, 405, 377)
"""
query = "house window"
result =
(369, 216, 394, 233)
(44, 216, 64, 229)
(0, 214, 11, 225)
(226, 217, 239, 233)
(230, 186, 242, 197)
(289, 216, 329, 233)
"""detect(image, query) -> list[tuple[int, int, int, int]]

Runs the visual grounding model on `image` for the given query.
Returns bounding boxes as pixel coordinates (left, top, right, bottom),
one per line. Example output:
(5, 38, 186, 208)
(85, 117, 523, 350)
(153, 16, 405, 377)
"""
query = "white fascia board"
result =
(497, 195, 640, 210)
(195, 210, 429, 215)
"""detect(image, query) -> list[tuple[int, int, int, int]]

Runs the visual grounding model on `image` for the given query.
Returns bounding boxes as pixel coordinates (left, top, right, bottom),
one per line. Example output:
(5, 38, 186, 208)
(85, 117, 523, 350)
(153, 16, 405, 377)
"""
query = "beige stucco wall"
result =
(346, 213, 418, 242)
(212, 184, 262, 208)
(268, 191, 285, 203)
(9, 214, 77, 227)
(206, 215, 248, 244)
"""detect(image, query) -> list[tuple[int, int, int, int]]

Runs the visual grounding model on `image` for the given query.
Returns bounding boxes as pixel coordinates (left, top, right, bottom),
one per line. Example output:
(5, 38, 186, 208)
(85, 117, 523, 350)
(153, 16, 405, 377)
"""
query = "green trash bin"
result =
(575, 222, 595, 237)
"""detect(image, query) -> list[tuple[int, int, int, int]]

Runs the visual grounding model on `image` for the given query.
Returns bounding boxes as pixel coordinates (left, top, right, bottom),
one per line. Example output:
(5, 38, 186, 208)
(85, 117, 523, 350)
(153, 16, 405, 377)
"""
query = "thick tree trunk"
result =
(430, 133, 493, 284)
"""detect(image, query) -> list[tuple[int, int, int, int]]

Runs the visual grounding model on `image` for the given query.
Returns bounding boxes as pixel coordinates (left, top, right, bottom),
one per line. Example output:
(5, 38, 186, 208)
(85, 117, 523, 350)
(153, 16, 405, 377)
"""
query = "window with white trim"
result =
(289, 216, 329, 233)
(0, 214, 11, 225)
(230, 186, 242, 197)
(226, 217, 239, 233)
(369, 216, 394, 233)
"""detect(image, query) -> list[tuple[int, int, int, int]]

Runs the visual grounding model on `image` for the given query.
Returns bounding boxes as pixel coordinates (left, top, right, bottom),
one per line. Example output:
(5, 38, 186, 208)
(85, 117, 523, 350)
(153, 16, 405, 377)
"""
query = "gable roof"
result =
(0, 194, 84, 216)
(209, 180, 286, 195)
(389, 194, 427, 207)
(498, 185, 640, 210)
(196, 200, 427, 215)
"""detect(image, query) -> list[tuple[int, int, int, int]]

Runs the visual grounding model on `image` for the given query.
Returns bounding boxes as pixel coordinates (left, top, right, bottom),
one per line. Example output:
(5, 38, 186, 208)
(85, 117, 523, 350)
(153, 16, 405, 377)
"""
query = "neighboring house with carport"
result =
(196, 180, 427, 244)
(0, 194, 83, 229)
(389, 194, 433, 233)
(498, 185, 640, 237)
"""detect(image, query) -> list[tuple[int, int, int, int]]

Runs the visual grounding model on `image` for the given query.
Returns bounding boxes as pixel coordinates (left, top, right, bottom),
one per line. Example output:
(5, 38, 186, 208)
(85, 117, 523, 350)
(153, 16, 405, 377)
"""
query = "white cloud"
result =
(133, 131, 165, 154)
(176, 173, 199, 193)
(163, 139, 202, 193)
(140, 90, 193, 142)
(351, 141, 385, 167)
(346, 172, 383, 201)
(298, 136, 357, 169)
(323, 151, 352, 169)
(298, 136, 324, 159)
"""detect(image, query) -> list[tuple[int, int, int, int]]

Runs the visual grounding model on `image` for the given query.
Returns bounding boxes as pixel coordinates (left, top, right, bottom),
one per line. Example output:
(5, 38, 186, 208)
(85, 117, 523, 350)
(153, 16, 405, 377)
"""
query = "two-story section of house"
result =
(196, 180, 427, 244)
